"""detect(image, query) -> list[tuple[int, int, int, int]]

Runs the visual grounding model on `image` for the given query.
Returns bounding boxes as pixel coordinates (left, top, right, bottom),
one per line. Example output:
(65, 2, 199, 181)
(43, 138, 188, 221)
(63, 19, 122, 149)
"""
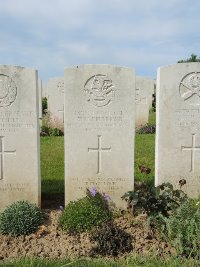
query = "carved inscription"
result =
(0, 183, 28, 192)
(181, 134, 200, 172)
(135, 88, 147, 104)
(179, 72, 200, 105)
(84, 74, 115, 107)
(88, 135, 111, 174)
(175, 108, 200, 130)
(0, 74, 17, 107)
(0, 111, 36, 132)
(0, 136, 16, 180)
(71, 177, 128, 194)
(66, 110, 124, 132)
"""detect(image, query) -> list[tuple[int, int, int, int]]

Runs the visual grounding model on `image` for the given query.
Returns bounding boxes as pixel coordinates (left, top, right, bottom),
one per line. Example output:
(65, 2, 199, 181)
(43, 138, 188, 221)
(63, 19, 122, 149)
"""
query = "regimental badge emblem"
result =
(0, 74, 17, 107)
(179, 72, 200, 105)
(84, 74, 115, 107)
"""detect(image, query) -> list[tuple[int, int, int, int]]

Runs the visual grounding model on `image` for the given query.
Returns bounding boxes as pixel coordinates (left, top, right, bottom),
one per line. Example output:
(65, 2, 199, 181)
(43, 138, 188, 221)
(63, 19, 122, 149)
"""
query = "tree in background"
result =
(178, 53, 200, 63)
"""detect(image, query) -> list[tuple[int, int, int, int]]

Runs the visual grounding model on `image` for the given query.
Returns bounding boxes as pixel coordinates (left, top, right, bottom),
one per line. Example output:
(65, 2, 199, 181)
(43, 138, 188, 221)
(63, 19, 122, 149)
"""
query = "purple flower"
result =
(103, 193, 110, 201)
(90, 186, 97, 197)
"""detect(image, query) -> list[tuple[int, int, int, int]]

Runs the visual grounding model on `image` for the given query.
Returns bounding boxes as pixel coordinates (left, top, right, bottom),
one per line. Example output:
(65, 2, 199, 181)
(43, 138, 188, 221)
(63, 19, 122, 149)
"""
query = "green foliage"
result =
(178, 53, 200, 63)
(49, 127, 64, 136)
(152, 92, 156, 111)
(40, 125, 49, 136)
(90, 222, 133, 257)
(122, 182, 188, 217)
(40, 114, 64, 137)
(59, 189, 112, 233)
(41, 126, 64, 137)
(3, 255, 200, 267)
(154, 200, 200, 257)
(0, 201, 43, 236)
(136, 124, 156, 134)
(40, 110, 64, 137)
(42, 97, 48, 115)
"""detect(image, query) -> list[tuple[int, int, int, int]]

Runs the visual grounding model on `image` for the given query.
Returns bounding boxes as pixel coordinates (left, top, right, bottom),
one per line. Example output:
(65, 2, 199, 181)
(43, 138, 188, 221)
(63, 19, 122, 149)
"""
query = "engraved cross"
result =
(181, 133, 200, 172)
(0, 136, 16, 180)
(88, 135, 111, 174)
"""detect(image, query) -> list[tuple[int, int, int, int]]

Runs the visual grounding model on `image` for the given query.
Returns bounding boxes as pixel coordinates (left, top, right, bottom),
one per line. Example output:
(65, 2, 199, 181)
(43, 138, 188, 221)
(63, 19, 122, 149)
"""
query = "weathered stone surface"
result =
(47, 77, 64, 123)
(64, 65, 135, 208)
(38, 78, 42, 119)
(155, 63, 200, 198)
(0, 65, 40, 211)
(135, 76, 153, 128)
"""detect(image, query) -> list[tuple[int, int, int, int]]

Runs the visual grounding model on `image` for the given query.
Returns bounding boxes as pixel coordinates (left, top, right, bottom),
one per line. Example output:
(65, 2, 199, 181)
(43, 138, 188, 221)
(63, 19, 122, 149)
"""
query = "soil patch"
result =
(0, 207, 176, 262)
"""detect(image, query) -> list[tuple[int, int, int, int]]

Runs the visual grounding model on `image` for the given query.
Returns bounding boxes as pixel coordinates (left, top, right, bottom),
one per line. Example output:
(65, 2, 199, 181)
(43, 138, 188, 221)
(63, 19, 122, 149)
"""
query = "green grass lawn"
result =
(41, 136, 64, 194)
(2, 255, 199, 267)
(134, 134, 155, 185)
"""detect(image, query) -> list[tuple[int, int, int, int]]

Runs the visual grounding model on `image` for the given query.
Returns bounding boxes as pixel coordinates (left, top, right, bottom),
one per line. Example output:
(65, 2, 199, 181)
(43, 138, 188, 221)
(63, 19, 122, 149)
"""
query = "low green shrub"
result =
(59, 188, 112, 233)
(49, 127, 64, 136)
(122, 182, 188, 217)
(136, 124, 156, 134)
(90, 221, 133, 257)
(40, 125, 49, 136)
(0, 201, 43, 236)
(154, 199, 200, 257)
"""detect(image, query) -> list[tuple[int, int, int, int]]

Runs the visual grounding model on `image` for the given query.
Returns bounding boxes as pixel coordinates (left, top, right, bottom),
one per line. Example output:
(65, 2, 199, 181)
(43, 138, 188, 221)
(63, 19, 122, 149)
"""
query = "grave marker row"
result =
(0, 63, 200, 211)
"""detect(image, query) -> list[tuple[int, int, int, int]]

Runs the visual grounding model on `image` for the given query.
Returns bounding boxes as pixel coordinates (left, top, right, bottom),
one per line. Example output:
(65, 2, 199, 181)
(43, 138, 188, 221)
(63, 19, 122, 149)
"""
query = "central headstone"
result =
(64, 65, 135, 208)
(0, 65, 40, 211)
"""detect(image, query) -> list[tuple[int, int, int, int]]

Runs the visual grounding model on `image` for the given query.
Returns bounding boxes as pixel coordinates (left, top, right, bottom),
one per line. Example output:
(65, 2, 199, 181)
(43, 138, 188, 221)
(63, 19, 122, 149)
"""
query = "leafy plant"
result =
(42, 97, 48, 115)
(49, 127, 64, 136)
(122, 182, 188, 217)
(136, 124, 156, 134)
(40, 125, 49, 136)
(178, 53, 200, 63)
(90, 221, 133, 257)
(154, 200, 200, 257)
(59, 188, 112, 233)
(152, 92, 156, 111)
(0, 201, 43, 236)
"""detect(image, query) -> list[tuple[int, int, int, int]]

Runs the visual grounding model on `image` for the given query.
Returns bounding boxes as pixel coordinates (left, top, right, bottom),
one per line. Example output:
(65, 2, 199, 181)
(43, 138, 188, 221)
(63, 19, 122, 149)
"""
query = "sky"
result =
(0, 0, 199, 82)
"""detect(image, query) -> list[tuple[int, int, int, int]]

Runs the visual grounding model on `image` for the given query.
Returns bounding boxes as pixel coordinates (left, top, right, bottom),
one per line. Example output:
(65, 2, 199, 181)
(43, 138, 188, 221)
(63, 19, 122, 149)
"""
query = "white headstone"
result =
(64, 65, 135, 208)
(47, 77, 64, 123)
(0, 65, 40, 211)
(155, 63, 200, 198)
(135, 76, 153, 128)
(38, 78, 42, 119)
